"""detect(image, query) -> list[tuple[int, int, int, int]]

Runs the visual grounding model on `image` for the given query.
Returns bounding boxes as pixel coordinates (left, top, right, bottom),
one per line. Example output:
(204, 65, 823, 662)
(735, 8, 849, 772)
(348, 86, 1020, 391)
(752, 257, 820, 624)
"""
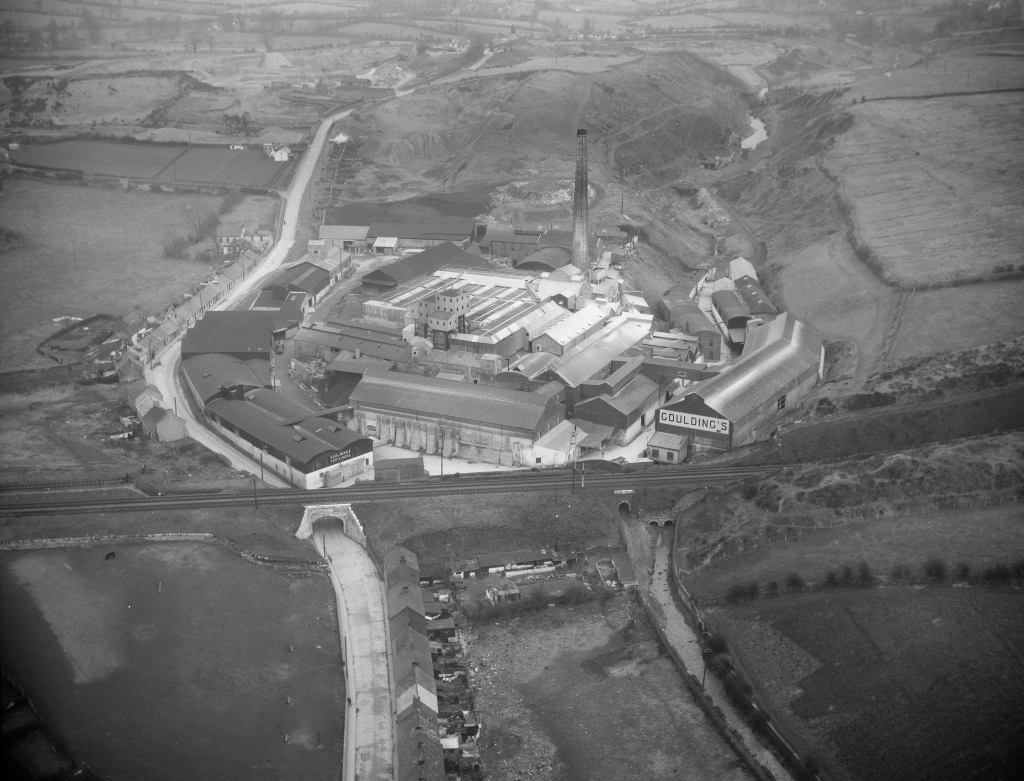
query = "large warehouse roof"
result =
(542, 304, 608, 347)
(361, 242, 491, 289)
(181, 353, 270, 404)
(550, 315, 651, 388)
(668, 300, 717, 335)
(689, 314, 823, 421)
(350, 369, 564, 434)
(181, 311, 290, 358)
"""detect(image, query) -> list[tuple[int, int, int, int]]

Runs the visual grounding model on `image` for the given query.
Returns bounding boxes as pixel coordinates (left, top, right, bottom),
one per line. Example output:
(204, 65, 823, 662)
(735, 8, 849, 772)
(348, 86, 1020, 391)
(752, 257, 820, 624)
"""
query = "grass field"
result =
(0, 178, 225, 372)
(890, 280, 1024, 362)
(775, 232, 896, 381)
(465, 596, 748, 781)
(826, 90, 1024, 286)
(1, 75, 181, 127)
(354, 489, 626, 564)
(706, 588, 1024, 781)
(680, 504, 1024, 600)
(154, 147, 288, 188)
(10, 140, 183, 178)
(0, 542, 343, 781)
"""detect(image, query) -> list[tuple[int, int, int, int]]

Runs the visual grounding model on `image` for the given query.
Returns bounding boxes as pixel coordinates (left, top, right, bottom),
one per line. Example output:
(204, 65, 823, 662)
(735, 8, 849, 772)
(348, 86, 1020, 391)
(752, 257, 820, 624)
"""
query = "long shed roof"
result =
(550, 316, 651, 388)
(687, 314, 822, 421)
(350, 369, 564, 434)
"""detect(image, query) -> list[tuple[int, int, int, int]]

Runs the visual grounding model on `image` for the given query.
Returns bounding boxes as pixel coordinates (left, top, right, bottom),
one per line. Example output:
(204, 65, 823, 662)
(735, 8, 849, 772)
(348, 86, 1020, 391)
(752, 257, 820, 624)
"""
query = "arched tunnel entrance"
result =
(618, 501, 631, 519)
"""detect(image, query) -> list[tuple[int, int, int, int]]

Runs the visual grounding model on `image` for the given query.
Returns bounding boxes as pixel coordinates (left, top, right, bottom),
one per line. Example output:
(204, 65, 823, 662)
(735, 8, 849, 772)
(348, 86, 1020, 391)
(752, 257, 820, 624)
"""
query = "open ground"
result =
(464, 595, 749, 781)
(0, 177, 276, 372)
(0, 541, 344, 781)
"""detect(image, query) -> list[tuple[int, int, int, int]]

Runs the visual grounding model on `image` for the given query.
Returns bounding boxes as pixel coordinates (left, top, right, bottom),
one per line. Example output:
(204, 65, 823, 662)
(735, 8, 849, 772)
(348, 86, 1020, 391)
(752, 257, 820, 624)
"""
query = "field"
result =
(680, 504, 1024, 600)
(774, 232, 896, 382)
(0, 178, 222, 372)
(1, 75, 182, 127)
(11, 141, 289, 188)
(826, 89, 1024, 286)
(704, 589, 1024, 781)
(464, 596, 749, 781)
(0, 542, 343, 781)
(10, 140, 183, 178)
(354, 489, 627, 565)
(889, 280, 1024, 362)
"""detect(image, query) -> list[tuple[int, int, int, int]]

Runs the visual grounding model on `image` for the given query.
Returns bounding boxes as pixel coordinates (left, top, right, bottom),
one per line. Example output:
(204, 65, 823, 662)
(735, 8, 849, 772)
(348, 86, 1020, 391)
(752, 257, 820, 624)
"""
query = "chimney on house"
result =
(572, 129, 589, 273)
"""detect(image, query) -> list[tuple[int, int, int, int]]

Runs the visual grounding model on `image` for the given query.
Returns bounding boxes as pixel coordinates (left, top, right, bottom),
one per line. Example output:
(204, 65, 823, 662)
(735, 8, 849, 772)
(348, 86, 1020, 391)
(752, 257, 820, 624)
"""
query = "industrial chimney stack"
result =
(572, 129, 589, 272)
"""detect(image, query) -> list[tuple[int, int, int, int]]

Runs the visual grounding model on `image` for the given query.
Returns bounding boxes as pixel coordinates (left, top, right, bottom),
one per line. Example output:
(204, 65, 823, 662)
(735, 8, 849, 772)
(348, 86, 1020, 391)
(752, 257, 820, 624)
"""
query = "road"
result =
(315, 525, 394, 781)
(146, 107, 353, 488)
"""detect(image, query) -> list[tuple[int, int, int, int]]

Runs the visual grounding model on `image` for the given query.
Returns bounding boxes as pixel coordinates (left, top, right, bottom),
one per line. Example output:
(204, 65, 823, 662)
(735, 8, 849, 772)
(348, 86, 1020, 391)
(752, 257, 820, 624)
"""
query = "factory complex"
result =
(177, 129, 825, 486)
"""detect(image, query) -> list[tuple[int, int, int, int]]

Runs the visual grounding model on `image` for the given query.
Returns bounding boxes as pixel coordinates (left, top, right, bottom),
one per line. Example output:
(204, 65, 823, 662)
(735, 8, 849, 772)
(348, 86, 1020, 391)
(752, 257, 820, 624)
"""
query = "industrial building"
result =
(652, 314, 824, 457)
(348, 369, 566, 466)
(294, 319, 421, 364)
(359, 241, 492, 295)
(573, 356, 663, 445)
(204, 388, 373, 488)
(181, 352, 271, 405)
(180, 310, 295, 360)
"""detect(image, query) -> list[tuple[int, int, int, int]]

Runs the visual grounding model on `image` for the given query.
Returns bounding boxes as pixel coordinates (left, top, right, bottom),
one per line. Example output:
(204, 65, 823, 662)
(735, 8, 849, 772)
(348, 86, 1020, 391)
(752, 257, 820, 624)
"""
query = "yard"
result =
(464, 595, 749, 781)
(0, 542, 343, 781)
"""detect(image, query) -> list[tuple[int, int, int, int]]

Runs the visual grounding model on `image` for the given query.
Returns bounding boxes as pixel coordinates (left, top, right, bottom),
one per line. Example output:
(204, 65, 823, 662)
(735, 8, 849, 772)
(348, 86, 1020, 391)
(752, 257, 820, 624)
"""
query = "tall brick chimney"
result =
(572, 129, 589, 272)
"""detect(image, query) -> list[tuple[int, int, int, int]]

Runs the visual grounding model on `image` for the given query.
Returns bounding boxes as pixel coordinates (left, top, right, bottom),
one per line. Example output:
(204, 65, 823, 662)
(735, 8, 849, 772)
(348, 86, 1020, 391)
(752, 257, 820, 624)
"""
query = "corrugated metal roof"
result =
(350, 369, 564, 434)
(550, 316, 651, 388)
(524, 303, 572, 340)
(689, 314, 822, 420)
(533, 420, 583, 452)
(182, 353, 268, 404)
(668, 300, 717, 335)
(577, 374, 659, 417)
(508, 350, 559, 379)
(648, 431, 686, 450)
(711, 290, 751, 325)
(734, 276, 778, 316)
(542, 304, 608, 346)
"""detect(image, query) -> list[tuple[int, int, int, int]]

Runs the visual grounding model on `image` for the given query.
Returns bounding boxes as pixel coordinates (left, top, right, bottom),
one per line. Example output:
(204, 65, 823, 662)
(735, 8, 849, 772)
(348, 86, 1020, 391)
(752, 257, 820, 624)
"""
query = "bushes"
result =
(923, 558, 947, 582)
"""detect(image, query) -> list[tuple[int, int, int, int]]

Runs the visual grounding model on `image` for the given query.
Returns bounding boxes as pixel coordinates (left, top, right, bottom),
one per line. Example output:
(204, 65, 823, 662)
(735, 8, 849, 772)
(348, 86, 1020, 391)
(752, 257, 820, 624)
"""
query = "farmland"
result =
(703, 588, 1024, 781)
(825, 89, 1024, 287)
(889, 280, 1024, 362)
(11, 141, 291, 188)
(0, 542, 343, 781)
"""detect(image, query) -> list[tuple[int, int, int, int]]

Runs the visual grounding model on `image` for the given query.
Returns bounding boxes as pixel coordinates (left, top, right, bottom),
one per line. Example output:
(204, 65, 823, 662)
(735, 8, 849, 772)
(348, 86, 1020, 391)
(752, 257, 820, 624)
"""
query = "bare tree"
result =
(185, 22, 202, 53)
(260, 30, 275, 52)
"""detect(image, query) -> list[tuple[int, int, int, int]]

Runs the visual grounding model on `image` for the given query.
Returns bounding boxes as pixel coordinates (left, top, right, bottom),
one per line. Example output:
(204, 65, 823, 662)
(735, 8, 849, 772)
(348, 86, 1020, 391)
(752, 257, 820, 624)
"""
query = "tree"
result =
(260, 30, 275, 52)
(185, 21, 202, 53)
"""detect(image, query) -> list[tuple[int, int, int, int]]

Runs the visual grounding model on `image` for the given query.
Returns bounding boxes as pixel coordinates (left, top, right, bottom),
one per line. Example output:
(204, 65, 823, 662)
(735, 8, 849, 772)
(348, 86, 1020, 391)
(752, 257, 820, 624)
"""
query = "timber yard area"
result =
(1, 2, 1023, 781)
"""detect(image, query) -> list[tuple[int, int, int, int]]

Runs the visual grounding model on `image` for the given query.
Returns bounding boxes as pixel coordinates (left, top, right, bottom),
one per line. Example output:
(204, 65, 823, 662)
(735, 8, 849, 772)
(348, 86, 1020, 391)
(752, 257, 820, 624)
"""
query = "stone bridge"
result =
(296, 503, 367, 547)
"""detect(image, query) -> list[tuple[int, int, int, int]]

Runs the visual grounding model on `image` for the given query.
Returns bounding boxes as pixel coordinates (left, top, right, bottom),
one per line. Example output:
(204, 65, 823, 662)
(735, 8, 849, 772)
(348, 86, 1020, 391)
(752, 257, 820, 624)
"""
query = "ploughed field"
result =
(825, 90, 1024, 287)
(0, 542, 343, 781)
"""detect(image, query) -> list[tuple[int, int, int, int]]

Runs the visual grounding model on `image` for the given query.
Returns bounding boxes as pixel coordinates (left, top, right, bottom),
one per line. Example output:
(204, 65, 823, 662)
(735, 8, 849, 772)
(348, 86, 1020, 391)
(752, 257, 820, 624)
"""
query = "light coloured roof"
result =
(374, 236, 399, 248)
(350, 369, 564, 434)
(550, 316, 651, 388)
(577, 373, 659, 417)
(508, 350, 559, 379)
(533, 420, 583, 452)
(729, 257, 757, 281)
(319, 224, 369, 241)
(523, 303, 572, 340)
(688, 314, 822, 420)
(648, 431, 687, 450)
(542, 304, 608, 347)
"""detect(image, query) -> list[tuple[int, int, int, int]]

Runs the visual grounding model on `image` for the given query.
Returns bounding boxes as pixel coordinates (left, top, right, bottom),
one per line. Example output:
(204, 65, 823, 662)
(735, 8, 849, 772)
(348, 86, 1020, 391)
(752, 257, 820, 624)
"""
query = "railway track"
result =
(0, 465, 774, 517)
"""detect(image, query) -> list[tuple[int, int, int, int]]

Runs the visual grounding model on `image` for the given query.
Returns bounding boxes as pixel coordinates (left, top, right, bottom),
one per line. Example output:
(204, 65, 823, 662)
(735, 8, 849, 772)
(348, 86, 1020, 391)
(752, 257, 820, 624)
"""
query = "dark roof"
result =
(182, 353, 269, 404)
(734, 276, 778, 316)
(206, 389, 369, 466)
(711, 290, 750, 320)
(366, 217, 475, 241)
(264, 262, 330, 295)
(384, 546, 420, 577)
(479, 231, 541, 248)
(360, 242, 493, 289)
(181, 311, 288, 358)
(324, 202, 394, 227)
(667, 300, 717, 335)
(577, 373, 659, 417)
(349, 368, 565, 434)
(295, 324, 413, 362)
(517, 246, 572, 271)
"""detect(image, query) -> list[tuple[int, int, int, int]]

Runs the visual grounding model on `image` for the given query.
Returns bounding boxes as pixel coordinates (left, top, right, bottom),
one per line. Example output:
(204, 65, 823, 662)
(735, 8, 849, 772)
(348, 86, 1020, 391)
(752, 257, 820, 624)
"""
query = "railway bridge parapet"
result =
(296, 503, 366, 547)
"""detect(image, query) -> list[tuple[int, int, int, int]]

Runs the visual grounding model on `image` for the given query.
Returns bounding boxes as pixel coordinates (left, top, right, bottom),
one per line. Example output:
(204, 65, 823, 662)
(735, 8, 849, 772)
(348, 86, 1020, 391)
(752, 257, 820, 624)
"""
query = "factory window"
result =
(777, 396, 786, 411)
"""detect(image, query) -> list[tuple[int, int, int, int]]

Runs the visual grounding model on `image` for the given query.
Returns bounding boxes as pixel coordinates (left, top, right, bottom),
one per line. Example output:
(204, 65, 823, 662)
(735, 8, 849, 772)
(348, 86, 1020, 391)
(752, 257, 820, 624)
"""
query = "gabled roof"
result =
(685, 314, 823, 421)
(319, 224, 369, 241)
(541, 304, 608, 347)
(549, 316, 651, 388)
(349, 369, 564, 434)
(533, 419, 584, 452)
(181, 311, 289, 358)
(576, 373, 659, 417)
(264, 261, 330, 295)
(182, 353, 269, 404)
(361, 242, 492, 288)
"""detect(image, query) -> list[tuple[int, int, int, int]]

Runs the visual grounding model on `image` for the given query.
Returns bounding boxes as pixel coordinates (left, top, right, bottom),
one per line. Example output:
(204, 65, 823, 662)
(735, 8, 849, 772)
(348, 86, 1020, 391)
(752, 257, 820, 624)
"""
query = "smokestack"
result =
(572, 129, 589, 272)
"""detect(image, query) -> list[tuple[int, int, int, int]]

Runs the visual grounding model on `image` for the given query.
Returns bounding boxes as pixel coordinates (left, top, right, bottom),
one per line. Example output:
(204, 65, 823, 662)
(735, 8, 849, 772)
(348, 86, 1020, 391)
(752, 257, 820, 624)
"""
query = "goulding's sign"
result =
(659, 409, 730, 435)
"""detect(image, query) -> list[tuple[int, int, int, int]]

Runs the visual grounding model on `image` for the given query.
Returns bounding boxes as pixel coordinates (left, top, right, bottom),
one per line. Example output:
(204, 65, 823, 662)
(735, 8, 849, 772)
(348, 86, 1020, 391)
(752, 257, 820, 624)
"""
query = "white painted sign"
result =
(659, 409, 730, 435)
(614, 489, 635, 495)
